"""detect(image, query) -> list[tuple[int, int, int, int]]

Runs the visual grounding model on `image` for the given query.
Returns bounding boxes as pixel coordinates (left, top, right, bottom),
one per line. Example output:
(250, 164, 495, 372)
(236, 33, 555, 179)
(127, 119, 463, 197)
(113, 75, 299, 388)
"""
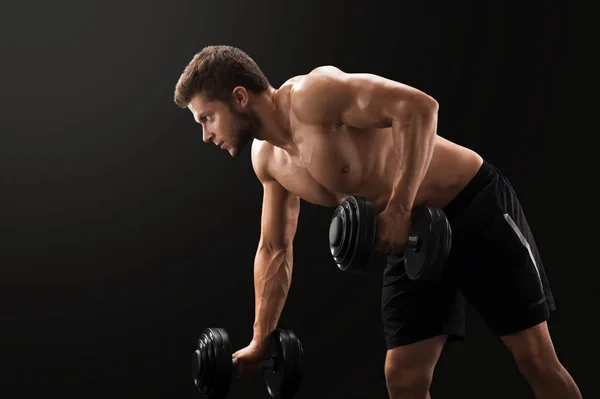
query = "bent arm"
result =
(293, 66, 439, 214)
(251, 149, 300, 344)
(385, 92, 438, 214)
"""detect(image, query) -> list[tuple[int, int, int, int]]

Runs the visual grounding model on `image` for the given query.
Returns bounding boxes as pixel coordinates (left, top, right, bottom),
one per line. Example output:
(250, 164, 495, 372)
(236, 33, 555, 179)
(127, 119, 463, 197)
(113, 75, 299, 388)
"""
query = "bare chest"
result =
(272, 124, 395, 208)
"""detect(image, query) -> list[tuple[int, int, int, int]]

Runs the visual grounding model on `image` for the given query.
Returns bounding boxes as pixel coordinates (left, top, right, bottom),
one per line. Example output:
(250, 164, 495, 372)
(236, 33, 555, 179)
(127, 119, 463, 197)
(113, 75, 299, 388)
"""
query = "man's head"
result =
(174, 45, 270, 158)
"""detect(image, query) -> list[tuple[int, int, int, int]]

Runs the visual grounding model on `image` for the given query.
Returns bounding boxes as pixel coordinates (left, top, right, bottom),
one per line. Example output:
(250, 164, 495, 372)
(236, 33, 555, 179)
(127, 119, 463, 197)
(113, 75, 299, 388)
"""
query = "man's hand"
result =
(232, 338, 271, 379)
(375, 208, 411, 254)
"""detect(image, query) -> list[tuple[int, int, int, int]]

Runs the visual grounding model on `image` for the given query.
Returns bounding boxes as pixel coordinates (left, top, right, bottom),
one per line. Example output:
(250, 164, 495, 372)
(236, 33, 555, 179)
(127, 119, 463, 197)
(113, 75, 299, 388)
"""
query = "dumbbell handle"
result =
(378, 235, 420, 259)
(193, 352, 279, 379)
(256, 359, 275, 369)
(407, 235, 420, 250)
(232, 357, 278, 371)
(371, 219, 420, 252)
(386, 235, 420, 257)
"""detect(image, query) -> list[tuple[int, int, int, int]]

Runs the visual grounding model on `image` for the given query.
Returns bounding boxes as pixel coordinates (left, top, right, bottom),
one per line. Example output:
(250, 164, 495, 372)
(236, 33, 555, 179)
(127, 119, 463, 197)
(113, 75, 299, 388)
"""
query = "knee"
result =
(512, 346, 562, 381)
(383, 335, 446, 398)
(384, 362, 433, 398)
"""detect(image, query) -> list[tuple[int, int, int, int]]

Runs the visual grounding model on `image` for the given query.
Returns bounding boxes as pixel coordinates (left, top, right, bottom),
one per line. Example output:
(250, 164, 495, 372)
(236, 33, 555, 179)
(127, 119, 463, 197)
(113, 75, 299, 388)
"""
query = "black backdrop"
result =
(1, 0, 597, 398)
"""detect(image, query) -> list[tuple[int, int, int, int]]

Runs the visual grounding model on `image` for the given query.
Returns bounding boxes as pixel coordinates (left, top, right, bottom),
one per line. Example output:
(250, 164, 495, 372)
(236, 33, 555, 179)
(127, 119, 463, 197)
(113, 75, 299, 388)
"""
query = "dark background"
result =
(1, 0, 596, 398)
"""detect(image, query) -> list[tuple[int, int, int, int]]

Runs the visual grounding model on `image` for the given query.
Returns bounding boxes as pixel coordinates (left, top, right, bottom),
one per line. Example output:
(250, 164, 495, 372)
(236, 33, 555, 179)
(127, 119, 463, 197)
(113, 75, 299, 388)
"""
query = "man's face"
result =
(188, 94, 258, 159)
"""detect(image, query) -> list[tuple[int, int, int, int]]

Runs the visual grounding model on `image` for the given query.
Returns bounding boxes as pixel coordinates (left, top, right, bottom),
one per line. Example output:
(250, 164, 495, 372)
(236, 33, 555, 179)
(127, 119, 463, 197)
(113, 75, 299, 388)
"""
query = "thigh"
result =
(381, 255, 466, 349)
(456, 179, 554, 336)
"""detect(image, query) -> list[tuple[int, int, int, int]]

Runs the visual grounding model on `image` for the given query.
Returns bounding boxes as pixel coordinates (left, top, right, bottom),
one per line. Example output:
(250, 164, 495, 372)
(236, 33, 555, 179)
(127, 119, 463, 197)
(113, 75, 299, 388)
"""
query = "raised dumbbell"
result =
(328, 195, 452, 281)
(192, 327, 304, 399)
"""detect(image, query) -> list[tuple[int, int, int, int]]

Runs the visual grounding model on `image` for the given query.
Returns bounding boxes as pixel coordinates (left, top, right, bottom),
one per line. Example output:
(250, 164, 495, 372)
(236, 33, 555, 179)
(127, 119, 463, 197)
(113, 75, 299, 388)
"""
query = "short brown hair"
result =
(174, 45, 271, 108)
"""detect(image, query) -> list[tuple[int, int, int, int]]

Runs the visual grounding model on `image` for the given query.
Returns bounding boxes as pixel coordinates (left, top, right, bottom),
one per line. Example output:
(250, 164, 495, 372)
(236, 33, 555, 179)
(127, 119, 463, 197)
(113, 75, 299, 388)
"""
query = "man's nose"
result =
(202, 130, 214, 143)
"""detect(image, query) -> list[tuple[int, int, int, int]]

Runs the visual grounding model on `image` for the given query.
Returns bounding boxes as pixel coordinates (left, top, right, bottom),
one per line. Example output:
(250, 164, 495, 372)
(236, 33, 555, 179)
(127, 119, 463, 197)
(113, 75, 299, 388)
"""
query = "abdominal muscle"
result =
(269, 130, 484, 214)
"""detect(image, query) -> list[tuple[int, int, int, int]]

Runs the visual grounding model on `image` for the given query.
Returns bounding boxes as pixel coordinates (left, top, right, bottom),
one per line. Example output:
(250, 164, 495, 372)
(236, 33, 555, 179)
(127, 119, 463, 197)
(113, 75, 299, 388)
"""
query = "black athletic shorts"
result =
(381, 160, 556, 349)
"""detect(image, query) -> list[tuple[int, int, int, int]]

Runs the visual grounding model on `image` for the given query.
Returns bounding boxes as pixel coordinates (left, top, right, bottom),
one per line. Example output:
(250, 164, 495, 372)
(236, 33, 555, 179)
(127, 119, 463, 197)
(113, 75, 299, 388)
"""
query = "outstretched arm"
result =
(292, 66, 439, 216)
(250, 143, 300, 345)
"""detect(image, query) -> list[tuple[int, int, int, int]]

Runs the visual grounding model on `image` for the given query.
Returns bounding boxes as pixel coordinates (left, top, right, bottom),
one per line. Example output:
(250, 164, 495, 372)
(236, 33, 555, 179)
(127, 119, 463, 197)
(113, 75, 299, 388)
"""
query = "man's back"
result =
(251, 66, 484, 213)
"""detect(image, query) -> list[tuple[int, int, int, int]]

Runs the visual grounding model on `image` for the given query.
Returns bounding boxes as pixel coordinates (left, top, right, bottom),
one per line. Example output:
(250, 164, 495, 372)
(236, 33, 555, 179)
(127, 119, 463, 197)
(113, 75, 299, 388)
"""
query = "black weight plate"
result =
(437, 208, 448, 276)
(207, 329, 221, 398)
(422, 208, 443, 281)
(207, 329, 222, 398)
(278, 330, 296, 399)
(201, 332, 215, 395)
(343, 198, 359, 268)
(332, 201, 355, 269)
(331, 196, 378, 272)
(193, 328, 232, 399)
(278, 330, 298, 399)
(329, 206, 346, 258)
(196, 330, 215, 396)
(405, 207, 433, 280)
(193, 337, 205, 392)
(200, 336, 210, 393)
(193, 349, 202, 381)
(350, 196, 375, 270)
(442, 208, 452, 259)
(433, 208, 453, 281)
(428, 208, 453, 282)
(264, 330, 285, 398)
(336, 199, 353, 268)
(425, 208, 443, 281)
(213, 328, 232, 399)
(434, 208, 452, 279)
(353, 196, 368, 263)
(284, 330, 304, 398)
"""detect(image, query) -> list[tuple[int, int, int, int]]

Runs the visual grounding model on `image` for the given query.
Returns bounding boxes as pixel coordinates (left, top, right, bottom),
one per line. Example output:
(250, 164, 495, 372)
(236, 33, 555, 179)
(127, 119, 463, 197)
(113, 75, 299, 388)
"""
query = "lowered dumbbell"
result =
(192, 327, 304, 399)
(328, 196, 452, 281)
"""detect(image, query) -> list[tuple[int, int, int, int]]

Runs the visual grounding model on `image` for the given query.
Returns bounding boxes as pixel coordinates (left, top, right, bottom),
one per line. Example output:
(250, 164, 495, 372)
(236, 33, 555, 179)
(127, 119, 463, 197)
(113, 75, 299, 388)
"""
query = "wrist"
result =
(384, 200, 412, 217)
(252, 326, 271, 344)
(252, 333, 271, 349)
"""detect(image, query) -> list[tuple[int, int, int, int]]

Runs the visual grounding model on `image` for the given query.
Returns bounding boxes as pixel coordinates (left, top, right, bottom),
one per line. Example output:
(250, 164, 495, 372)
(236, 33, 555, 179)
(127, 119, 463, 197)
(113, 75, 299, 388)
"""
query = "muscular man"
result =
(174, 45, 581, 398)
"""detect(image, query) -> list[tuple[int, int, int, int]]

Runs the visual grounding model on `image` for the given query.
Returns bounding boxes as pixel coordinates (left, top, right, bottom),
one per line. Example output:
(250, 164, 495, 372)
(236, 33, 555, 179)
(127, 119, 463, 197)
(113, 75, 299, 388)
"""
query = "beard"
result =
(228, 106, 261, 159)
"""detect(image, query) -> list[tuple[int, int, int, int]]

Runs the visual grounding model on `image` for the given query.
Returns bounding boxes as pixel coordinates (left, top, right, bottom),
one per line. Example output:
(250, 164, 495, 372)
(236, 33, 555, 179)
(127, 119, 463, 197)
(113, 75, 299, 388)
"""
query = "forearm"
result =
(252, 244, 293, 343)
(387, 105, 438, 214)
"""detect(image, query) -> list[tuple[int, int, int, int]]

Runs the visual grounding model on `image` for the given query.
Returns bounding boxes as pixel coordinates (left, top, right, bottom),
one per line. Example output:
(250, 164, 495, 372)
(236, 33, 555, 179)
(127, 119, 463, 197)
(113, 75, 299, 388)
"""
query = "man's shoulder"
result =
(289, 66, 349, 124)
(251, 139, 277, 182)
(307, 65, 344, 78)
(292, 65, 345, 92)
(282, 65, 343, 87)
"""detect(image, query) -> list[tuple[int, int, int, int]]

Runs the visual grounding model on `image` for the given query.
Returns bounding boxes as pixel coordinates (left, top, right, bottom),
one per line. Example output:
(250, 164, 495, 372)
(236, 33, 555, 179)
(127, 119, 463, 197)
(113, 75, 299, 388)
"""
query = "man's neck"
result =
(252, 87, 296, 152)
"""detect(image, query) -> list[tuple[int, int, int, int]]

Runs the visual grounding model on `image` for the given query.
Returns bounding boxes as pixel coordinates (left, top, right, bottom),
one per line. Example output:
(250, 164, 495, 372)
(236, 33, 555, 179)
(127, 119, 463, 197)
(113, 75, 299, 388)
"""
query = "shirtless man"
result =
(174, 45, 581, 398)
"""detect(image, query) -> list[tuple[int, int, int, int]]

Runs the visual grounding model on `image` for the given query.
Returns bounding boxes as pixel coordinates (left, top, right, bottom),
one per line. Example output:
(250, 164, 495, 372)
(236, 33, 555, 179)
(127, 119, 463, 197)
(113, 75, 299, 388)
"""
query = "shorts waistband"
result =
(443, 160, 496, 217)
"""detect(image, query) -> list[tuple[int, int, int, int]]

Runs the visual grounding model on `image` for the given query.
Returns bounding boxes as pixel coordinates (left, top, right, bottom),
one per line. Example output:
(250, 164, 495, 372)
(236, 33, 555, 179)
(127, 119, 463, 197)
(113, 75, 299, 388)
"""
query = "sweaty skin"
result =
(188, 65, 483, 368)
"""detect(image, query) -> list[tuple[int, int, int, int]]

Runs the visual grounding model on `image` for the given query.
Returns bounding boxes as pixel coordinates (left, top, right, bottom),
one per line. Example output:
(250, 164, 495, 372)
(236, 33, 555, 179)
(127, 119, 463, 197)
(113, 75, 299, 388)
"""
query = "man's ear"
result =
(232, 86, 249, 108)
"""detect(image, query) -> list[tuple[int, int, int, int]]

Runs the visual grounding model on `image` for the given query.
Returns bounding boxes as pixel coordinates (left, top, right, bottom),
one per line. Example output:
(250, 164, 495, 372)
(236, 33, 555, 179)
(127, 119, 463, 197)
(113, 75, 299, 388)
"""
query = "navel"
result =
(341, 164, 351, 174)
